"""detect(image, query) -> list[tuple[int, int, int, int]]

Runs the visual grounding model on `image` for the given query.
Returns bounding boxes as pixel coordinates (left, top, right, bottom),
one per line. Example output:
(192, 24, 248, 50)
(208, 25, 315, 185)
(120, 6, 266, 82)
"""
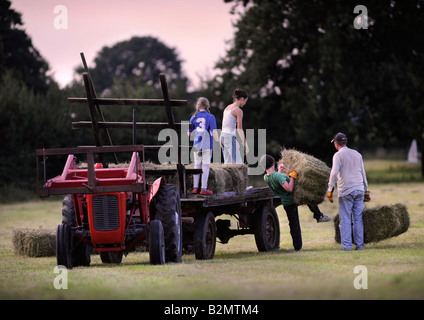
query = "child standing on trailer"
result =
(220, 88, 249, 164)
(188, 97, 218, 195)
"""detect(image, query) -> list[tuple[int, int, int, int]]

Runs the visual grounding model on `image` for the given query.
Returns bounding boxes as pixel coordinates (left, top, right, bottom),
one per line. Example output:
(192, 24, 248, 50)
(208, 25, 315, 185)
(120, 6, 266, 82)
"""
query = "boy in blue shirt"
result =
(188, 97, 218, 195)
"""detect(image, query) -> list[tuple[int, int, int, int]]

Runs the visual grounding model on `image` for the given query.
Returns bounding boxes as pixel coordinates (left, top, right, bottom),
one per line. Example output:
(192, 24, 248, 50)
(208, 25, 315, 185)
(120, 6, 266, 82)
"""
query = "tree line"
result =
(209, 0, 424, 170)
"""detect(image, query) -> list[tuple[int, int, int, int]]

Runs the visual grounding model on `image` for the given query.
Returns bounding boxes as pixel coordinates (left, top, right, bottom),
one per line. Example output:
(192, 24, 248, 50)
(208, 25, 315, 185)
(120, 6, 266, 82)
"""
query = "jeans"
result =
(338, 190, 365, 250)
(283, 204, 302, 251)
(220, 133, 242, 164)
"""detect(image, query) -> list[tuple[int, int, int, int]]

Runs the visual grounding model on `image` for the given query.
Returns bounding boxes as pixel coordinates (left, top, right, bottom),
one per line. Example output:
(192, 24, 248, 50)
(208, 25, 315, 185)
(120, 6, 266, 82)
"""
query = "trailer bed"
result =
(181, 187, 281, 208)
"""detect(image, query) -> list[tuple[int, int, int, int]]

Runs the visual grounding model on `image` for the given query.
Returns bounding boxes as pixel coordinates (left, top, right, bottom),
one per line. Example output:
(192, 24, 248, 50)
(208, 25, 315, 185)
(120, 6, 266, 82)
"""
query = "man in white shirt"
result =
(327, 132, 370, 250)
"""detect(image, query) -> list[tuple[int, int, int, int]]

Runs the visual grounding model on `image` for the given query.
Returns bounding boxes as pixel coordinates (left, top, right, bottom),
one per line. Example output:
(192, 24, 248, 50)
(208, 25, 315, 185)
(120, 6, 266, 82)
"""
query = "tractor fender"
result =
(149, 177, 164, 203)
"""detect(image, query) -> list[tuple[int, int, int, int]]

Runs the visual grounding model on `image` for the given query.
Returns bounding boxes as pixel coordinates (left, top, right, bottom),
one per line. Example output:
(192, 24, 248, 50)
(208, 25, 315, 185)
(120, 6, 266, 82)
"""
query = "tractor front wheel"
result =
(149, 219, 165, 265)
(57, 195, 91, 268)
(100, 251, 123, 264)
(56, 223, 72, 268)
(151, 184, 182, 263)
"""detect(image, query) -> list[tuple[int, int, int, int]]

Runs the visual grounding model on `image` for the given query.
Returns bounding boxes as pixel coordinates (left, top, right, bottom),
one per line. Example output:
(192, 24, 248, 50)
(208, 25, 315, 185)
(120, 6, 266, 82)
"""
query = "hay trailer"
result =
(36, 54, 282, 266)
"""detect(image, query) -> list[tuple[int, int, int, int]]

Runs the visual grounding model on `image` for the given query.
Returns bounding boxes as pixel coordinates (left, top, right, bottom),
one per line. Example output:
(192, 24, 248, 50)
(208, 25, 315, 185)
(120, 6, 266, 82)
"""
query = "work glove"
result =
(364, 191, 371, 202)
(327, 191, 334, 203)
(289, 170, 298, 179)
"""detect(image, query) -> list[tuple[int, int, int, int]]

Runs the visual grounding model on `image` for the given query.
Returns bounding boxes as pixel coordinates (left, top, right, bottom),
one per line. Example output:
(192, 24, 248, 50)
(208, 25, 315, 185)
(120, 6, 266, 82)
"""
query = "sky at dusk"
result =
(10, 0, 237, 89)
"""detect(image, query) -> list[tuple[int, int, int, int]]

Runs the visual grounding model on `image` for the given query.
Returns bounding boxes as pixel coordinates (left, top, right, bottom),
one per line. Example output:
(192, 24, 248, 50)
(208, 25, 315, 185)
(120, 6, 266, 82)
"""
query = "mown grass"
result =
(364, 159, 422, 184)
(0, 160, 423, 300)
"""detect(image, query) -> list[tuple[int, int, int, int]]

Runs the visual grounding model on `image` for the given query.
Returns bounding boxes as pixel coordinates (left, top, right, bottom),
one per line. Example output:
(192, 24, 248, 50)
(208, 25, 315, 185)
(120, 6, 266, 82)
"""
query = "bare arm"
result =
(282, 177, 295, 193)
(232, 108, 246, 144)
(278, 163, 295, 192)
(212, 129, 219, 142)
(278, 163, 289, 174)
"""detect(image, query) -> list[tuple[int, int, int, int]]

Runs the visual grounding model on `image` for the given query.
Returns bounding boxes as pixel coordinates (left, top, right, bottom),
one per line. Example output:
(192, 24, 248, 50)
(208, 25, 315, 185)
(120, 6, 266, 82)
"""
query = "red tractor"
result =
(37, 146, 182, 268)
(36, 64, 190, 268)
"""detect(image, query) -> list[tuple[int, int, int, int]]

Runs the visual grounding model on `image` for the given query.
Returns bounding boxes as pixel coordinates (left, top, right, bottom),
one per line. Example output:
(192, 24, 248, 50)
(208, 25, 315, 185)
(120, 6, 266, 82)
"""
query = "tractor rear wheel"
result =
(253, 206, 280, 252)
(151, 184, 182, 263)
(149, 219, 165, 265)
(194, 211, 216, 260)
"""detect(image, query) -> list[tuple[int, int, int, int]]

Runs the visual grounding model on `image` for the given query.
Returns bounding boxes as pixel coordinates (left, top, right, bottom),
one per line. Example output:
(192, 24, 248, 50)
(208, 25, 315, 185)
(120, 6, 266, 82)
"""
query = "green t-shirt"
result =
(264, 172, 294, 206)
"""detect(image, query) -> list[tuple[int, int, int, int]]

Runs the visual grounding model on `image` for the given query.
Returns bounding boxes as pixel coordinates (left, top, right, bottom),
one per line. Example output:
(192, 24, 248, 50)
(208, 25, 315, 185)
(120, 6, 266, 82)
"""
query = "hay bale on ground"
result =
(12, 227, 56, 257)
(278, 148, 330, 205)
(334, 204, 410, 244)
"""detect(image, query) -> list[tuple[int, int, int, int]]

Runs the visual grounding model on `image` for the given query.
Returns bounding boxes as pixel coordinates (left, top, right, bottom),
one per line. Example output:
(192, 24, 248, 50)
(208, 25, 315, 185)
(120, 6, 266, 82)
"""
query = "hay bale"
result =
(98, 160, 249, 195)
(143, 161, 180, 185)
(139, 162, 248, 195)
(209, 164, 248, 195)
(334, 204, 410, 244)
(12, 227, 56, 257)
(182, 163, 248, 195)
(277, 148, 330, 205)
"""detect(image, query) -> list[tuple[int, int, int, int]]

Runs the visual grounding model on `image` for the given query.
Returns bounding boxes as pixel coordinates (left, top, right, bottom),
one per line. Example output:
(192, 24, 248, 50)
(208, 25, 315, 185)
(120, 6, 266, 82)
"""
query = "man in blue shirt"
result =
(188, 97, 218, 195)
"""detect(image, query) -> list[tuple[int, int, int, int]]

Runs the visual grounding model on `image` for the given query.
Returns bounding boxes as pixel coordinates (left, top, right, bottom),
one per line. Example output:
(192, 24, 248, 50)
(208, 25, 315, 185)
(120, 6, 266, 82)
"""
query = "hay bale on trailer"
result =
(334, 204, 410, 244)
(277, 149, 330, 206)
(143, 161, 180, 185)
(141, 162, 249, 195)
(108, 161, 249, 195)
(12, 227, 56, 257)
(209, 164, 248, 195)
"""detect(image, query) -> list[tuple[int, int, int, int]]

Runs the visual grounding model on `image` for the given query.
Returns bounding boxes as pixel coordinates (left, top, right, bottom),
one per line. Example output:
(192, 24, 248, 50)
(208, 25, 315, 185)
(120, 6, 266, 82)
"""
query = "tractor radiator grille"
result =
(92, 195, 120, 231)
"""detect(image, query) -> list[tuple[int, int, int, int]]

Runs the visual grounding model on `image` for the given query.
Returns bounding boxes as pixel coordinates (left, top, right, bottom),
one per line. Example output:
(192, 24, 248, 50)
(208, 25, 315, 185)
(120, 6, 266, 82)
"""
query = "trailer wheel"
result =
(149, 220, 165, 265)
(60, 195, 91, 268)
(151, 184, 182, 263)
(254, 206, 280, 252)
(194, 211, 216, 260)
(100, 251, 123, 264)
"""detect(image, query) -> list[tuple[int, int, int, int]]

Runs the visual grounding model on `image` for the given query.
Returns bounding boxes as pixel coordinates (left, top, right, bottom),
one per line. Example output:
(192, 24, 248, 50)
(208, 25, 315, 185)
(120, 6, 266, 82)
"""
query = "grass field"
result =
(0, 160, 423, 300)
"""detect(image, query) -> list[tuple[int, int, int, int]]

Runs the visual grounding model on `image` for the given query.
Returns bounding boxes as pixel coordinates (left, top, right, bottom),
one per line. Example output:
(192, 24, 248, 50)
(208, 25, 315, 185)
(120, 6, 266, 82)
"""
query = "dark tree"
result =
(79, 36, 188, 96)
(208, 0, 424, 174)
(0, 0, 51, 93)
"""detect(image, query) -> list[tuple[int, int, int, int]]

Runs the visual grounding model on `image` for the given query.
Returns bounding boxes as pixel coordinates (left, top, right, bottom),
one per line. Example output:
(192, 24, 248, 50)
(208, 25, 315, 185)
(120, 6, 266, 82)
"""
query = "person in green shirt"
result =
(261, 155, 302, 251)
